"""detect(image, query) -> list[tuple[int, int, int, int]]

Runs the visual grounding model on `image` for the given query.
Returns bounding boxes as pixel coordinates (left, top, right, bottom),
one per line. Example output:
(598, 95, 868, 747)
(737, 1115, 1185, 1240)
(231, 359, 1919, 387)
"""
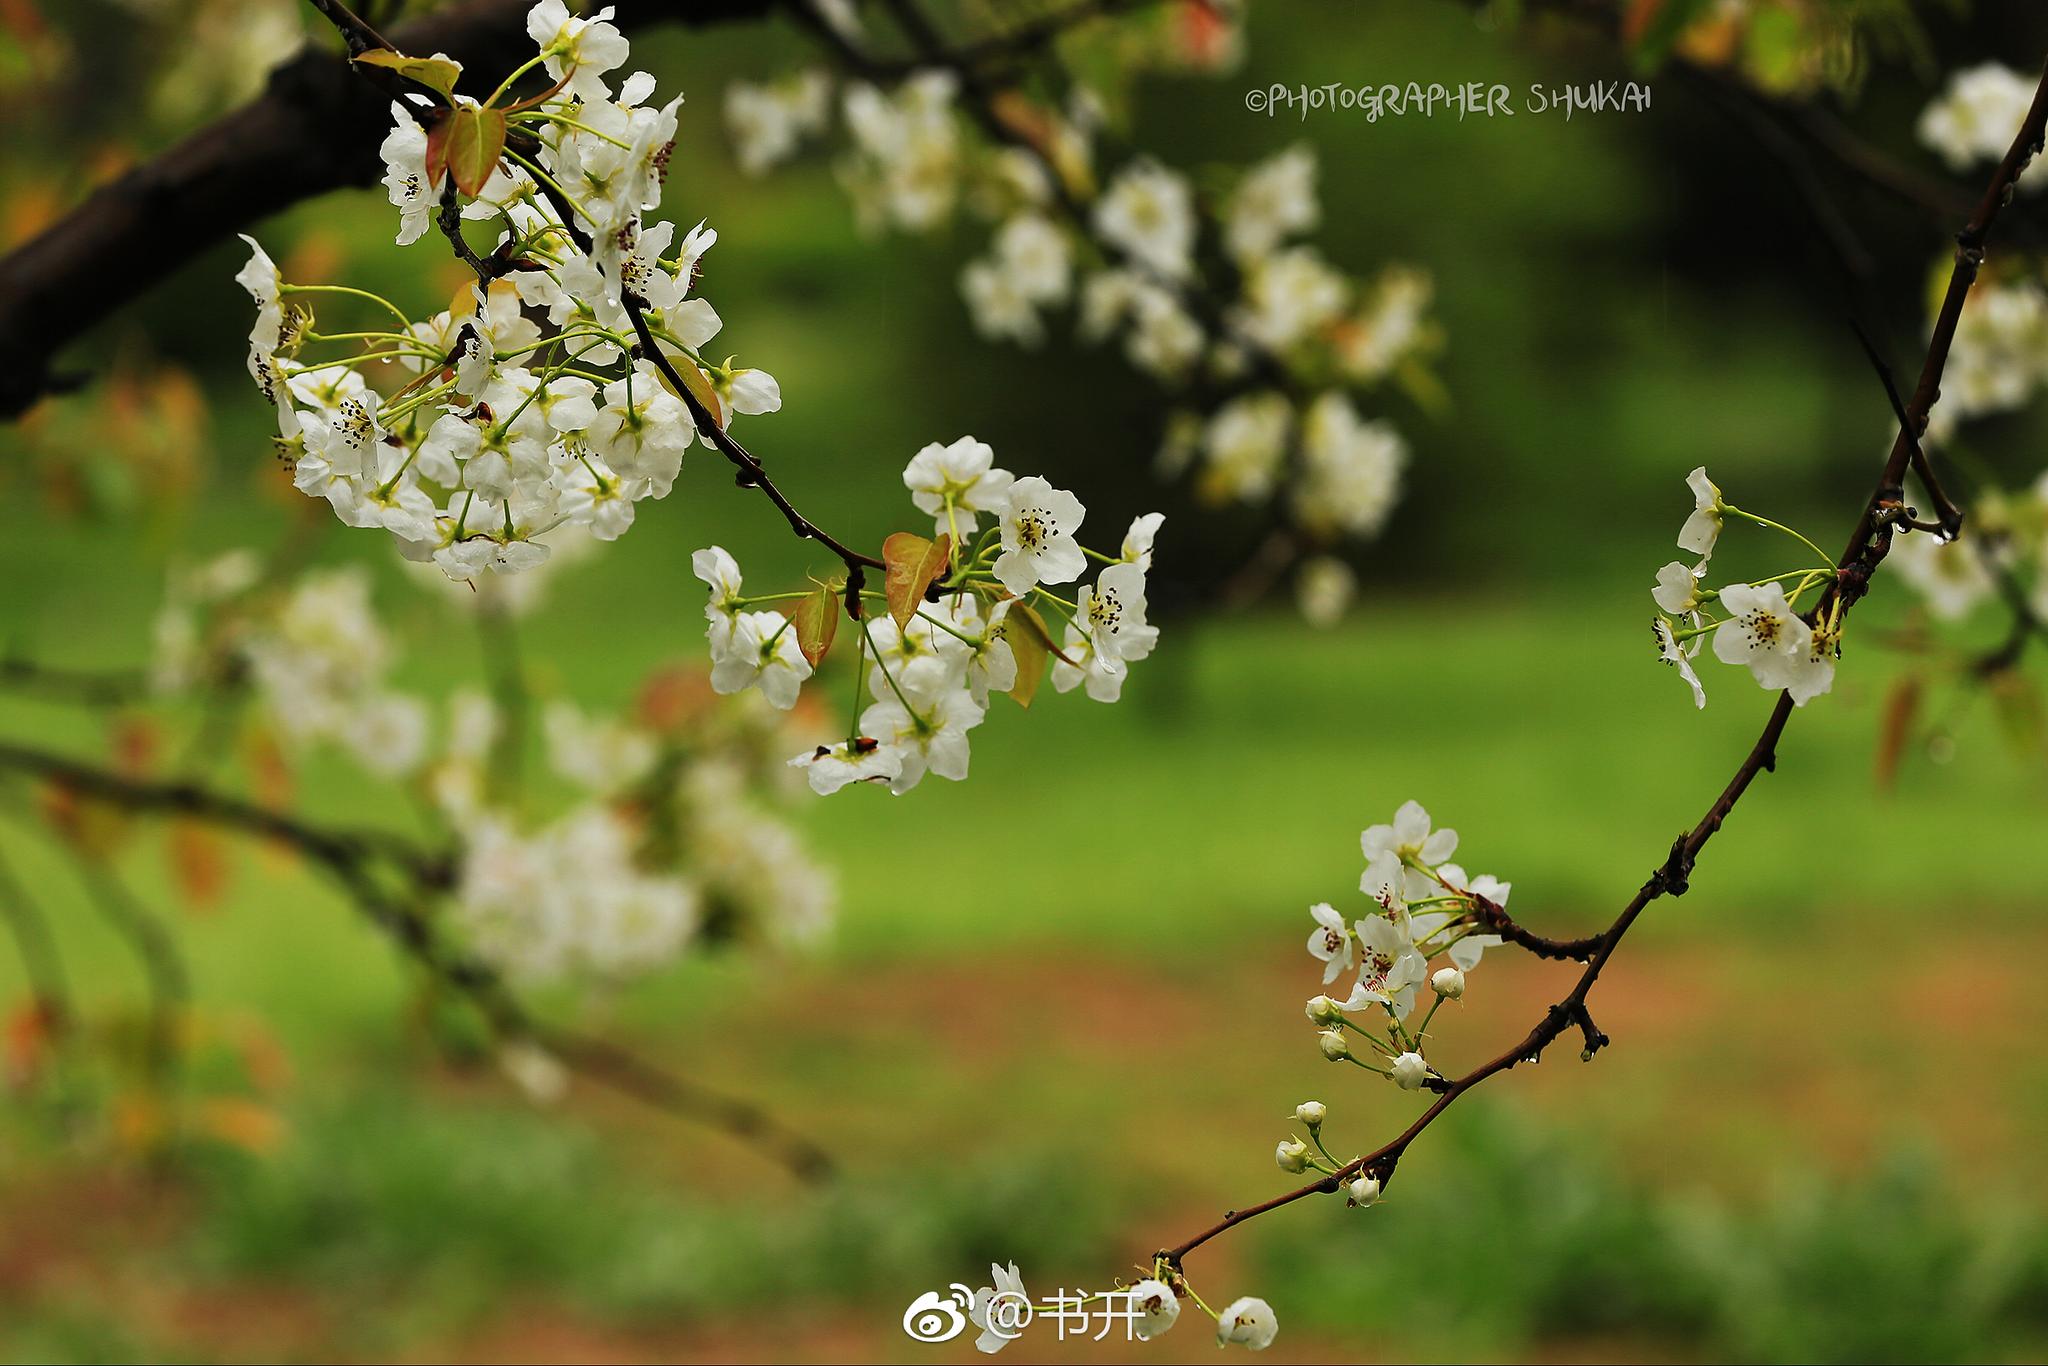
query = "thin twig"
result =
(1156, 51, 2048, 1276)
(0, 657, 149, 708)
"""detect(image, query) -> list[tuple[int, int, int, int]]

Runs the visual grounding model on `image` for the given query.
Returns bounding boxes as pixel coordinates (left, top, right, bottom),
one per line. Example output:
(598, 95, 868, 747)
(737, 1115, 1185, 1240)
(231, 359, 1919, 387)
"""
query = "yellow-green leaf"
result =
(353, 49, 463, 99)
(883, 531, 950, 630)
(792, 583, 840, 667)
(1000, 608, 1048, 708)
(998, 601, 1074, 707)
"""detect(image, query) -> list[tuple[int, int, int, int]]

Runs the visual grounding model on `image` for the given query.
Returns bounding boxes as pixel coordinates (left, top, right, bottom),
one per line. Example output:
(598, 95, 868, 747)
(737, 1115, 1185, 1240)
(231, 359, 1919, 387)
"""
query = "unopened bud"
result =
(1275, 1139, 1310, 1173)
(1318, 1028, 1352, 1061)
(1431, 967, 1465, 1000)
(1305, 994, 1343, 1026)
(1294, 1100, 1327, 1130)
(1346, 1173, 1381, 1208)
(1390, 1050, 1429, 1089)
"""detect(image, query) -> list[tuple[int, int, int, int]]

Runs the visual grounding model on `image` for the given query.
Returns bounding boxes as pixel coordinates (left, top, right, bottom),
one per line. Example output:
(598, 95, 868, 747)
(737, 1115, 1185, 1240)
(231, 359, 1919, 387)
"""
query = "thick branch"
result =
(0, 0, 777, 419)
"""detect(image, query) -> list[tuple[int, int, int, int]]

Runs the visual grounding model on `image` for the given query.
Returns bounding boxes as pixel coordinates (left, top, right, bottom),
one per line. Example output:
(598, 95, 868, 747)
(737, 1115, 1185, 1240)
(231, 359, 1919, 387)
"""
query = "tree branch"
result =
(0, 736, 836, 1175)
(0, 0, 779, 420)
(1155, 51, 2048, 1276)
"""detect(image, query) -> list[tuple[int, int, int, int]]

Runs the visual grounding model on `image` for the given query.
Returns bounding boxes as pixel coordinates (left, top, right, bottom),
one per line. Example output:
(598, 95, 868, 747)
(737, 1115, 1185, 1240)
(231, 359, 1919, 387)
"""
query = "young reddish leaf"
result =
(431, 105, 507, 198)
(883, 532, 951, 629)
(352, 50, 463, 98)
(1873, 674, 1920, 794)
(425, 118, 453, 190)
(792, 583, 840, 667)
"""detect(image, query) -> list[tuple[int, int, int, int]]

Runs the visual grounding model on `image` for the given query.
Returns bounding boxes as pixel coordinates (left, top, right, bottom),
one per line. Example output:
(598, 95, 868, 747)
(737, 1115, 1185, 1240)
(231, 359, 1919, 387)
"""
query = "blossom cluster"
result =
(237, 3, 774, 579)
(148, 552, 833, 986)
(1918, 63, 2047, 195)
(1649, 467, 1842, 709)
(1300, 801, 1504, 1093)
(693, 436, 1164, 795)
(718, 35, 1434, 626)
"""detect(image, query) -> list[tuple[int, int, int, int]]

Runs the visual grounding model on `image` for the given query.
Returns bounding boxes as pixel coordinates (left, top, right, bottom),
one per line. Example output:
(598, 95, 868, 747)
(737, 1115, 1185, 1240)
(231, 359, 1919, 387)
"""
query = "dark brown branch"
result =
(0, 0, 779, 420)
(0, 737, 837, 1175)
(1157, 52, 2048, 1276)
(1468, 893, 1600, 963)
(0, 739, 451, 889)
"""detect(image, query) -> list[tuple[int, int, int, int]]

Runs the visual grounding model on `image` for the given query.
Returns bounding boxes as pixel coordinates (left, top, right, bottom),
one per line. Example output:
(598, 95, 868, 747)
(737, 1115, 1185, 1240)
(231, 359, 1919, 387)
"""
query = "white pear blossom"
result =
(961, 259, 1044, 345)
(545, 701, 655, 794)
(1306, 901, 1353, 984)
(1712, 581, 1833, 703)
(992, 213, 1071, 304)
(1297, 556, 1356, 627)
(1918, 63, 2048, 191)
(1296, 392, 1403, 535)
(1654, 616, 1707, 709)
(1346, 1173, 1382, 1207)
(1652, 560, 1706, 616)
(1390, 1051, 1430, 1090)
(1679, 466, 1726, 563)
(724, 71, 832, 176)
(967, 1261, 1029, 1355)
(1121, 512, 1164, 567)
(1234, 246, 1349, 353)
(1889, 530, 1994, 620)
(1226, 144, 1318, 263)
(1361, 800, 1457, 873)
(1203, 392, 1292, 502)
(1093, 160, 1196, 281)
(1215, 1296, 1278, 1351)
(343, 692, 430, 779)
(1128, 1278, 1180, 1341)
(711, 610, 813, 708)
(903, 436, 1015, 539)
(1076, 561, 1149, 670)
(379, 102, 436, 246)
(788, 740, 903, 795)
(859, 673, 986, 793)
(993, 476, 1087, 595)
(1344, 911, 1428, 1018)
(692, 545, 747, 648)
(527, 0, 631, 103)
(1337, 266, 1434, 382)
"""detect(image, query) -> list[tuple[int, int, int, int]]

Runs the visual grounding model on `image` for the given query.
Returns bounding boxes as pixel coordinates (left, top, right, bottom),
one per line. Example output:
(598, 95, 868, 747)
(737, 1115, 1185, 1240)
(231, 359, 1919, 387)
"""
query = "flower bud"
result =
(1390, 1050, 1428, 1089)
(1294, 1100, 1327, 1130)
(1431, 967, 1465, 1000)
(1346, 1173, 1381, 1208)
(1129, 1278, 1180, 1341)
(1317, 1028, 1351, 1061)
(1275, 1139, 1310, 1173)
(1304, 994, 1343, 1026)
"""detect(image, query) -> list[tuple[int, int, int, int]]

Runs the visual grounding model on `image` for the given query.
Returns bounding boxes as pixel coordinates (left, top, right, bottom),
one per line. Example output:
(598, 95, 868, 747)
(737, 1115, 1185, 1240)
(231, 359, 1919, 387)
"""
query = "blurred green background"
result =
(5, 0, 2048, 1361)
